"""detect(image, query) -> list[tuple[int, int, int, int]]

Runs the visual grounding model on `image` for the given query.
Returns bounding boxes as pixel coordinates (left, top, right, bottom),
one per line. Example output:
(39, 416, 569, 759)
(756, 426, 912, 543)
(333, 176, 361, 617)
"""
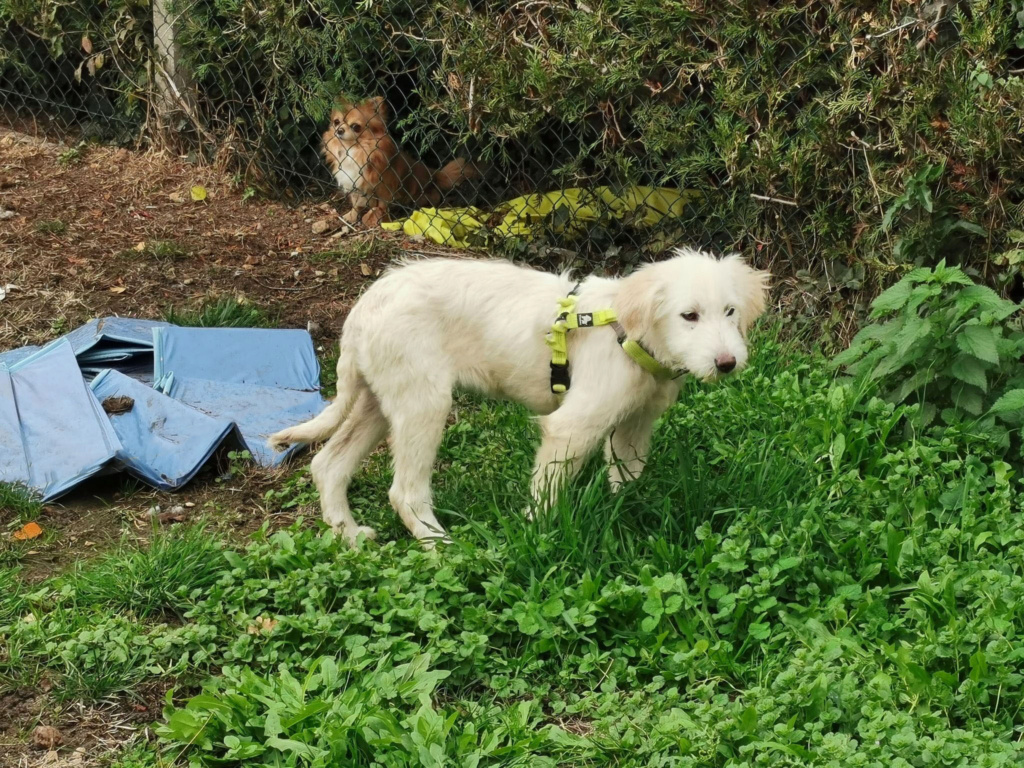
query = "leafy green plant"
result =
(57, 144, 84, 165)
(834, 262, 1024, 433)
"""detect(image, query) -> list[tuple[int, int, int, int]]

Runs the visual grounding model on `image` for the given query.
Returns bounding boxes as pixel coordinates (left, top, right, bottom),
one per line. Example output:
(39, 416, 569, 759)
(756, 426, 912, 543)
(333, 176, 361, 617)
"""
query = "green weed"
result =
(0, 482, 42, 521)
(835, 262, 1024, 439)
(34, 219, 67, 235)
(164, 296, 276, 328)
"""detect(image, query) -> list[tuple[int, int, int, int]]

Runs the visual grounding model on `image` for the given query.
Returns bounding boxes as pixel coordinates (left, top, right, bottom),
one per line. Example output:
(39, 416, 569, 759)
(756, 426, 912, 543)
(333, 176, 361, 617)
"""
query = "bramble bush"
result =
(3, 1, 1024, 284)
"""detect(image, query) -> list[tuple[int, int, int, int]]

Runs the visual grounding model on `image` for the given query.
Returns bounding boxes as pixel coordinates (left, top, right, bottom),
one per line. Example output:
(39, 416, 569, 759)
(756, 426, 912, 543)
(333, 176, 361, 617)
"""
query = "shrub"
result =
(3, 1, 1024, 275)
(834, 262, 1024, 441)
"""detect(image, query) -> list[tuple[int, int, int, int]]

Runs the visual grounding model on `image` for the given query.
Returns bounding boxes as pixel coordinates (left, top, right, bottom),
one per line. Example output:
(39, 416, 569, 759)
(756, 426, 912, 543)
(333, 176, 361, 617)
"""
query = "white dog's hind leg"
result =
(604, 411, 658, 491)
(309, 389, 387, 545)
(382, 392, 452, 547)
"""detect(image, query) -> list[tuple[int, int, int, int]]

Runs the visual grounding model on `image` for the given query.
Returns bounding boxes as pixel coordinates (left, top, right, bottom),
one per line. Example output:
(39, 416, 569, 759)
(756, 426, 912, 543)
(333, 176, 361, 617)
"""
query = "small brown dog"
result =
(323, 96, 479, 227)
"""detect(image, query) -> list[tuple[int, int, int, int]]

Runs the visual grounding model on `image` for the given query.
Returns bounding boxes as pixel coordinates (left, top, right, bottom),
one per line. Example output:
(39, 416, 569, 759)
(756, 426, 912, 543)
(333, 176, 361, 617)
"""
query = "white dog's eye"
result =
(726, 307, 736, 317)
(681, 311, 699, 322)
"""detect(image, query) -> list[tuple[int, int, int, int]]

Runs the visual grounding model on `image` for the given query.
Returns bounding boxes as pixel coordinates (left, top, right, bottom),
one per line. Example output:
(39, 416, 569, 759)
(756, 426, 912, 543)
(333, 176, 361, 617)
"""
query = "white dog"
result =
(270, 248, 769, 545)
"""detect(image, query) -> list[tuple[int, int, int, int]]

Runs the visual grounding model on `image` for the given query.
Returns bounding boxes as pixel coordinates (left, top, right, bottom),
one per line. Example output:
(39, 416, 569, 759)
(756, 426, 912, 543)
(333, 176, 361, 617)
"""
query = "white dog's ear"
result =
(727, 255, 770, 335)
(616, 267, 664, 339)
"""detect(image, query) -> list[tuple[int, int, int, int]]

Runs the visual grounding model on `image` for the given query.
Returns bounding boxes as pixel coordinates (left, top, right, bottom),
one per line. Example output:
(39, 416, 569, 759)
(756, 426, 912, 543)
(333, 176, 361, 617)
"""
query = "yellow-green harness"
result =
(546, 284, 681, 394)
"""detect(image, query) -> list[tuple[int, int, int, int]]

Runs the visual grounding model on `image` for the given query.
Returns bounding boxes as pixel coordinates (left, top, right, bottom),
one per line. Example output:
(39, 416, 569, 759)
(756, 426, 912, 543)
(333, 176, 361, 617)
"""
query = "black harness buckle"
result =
(549, 361, 571, 394)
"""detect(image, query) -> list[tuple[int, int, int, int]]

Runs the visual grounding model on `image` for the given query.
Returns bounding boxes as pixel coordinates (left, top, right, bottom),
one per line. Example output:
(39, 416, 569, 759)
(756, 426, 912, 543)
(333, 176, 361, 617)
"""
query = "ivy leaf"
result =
(957, 325, 999, 364)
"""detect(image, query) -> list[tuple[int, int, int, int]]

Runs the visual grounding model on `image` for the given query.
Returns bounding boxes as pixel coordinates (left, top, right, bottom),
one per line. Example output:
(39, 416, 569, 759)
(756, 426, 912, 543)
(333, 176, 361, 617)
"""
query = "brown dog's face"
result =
(327, 97, 388, 143)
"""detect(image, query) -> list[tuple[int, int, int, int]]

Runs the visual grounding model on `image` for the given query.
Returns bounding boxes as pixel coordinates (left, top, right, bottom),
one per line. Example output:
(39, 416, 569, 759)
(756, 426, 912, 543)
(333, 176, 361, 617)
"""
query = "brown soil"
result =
(0, 126, 415, 352)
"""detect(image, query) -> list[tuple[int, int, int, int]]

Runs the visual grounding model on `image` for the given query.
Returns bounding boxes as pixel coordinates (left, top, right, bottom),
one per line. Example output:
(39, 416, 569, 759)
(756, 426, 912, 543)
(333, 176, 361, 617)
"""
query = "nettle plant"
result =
(834, 262, 1024, 437)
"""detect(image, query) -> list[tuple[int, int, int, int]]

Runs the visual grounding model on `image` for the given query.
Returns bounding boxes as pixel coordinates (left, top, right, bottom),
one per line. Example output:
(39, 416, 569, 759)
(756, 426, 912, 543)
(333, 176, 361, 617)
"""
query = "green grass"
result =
(34, 219, 67, 235)
(0, 482, 42, 521)
(69, 523, 226, 619)
(2, 328, 1024, 765)
(163, 295, 277, 328)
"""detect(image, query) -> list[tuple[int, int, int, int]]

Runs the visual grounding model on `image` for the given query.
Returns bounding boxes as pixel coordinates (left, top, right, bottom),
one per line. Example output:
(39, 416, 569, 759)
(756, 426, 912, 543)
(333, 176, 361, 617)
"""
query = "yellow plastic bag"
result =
(381, 186, 699, 247)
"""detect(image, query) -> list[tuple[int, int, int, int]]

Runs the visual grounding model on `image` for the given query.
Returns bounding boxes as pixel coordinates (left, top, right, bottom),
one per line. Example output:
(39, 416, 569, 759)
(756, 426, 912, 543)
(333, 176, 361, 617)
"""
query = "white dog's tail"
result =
(268, 344, 360, 450)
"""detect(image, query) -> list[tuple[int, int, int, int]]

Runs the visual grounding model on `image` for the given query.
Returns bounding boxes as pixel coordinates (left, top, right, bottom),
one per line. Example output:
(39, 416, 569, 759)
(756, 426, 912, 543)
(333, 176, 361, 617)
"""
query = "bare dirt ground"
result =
(0, 126, 457, 766)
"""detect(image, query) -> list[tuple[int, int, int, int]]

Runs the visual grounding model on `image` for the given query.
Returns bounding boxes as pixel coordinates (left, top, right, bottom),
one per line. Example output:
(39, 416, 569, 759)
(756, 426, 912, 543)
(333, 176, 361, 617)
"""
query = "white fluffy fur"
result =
(269, 248, 770, 546)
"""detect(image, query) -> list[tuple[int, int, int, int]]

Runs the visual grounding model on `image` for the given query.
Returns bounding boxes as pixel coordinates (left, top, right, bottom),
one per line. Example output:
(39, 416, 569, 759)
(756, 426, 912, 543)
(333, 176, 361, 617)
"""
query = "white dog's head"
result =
(615, 248, 770, 382)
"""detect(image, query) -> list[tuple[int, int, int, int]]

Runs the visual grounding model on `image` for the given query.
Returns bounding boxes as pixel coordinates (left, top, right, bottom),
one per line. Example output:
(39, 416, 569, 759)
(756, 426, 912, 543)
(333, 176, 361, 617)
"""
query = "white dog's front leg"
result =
(604, 412, 657, 491)
(529, 406, 610, 514)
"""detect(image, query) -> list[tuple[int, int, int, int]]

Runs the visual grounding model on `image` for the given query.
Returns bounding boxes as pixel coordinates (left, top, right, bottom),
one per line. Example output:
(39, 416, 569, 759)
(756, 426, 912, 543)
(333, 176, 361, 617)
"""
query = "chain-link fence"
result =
(2, 1, 1023, 279)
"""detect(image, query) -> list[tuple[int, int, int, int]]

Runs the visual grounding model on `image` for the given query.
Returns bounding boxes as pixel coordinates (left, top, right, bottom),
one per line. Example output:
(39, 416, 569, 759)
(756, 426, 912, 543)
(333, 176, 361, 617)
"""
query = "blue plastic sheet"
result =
(91, 370, 242, 490)
(0, 367, 30, 486)
(0, 340, 121, 500)
(0, 318, 324, 498)
(153, 327, 320, 391)
(63, 317, 169, 381)
(152, 327, 326, 467)
(0, 345, 41, 368)
(161, 377, 325, 467)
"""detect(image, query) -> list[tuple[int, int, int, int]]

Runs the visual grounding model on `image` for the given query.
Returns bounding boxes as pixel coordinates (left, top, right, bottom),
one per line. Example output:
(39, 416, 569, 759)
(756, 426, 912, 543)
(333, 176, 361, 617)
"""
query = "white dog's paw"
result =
(342, 525, 377, 547)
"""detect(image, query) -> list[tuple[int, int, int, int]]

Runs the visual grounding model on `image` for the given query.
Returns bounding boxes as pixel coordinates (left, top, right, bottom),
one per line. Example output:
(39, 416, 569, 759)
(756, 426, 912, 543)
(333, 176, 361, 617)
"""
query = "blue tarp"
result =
(160, 377, 323, 467)
(1, 340, 122, 500)
(63, 317, 171, 382)
(152, 326, 325, 467)
(0, 317, 327, 500)
(91, 370, 242, 490)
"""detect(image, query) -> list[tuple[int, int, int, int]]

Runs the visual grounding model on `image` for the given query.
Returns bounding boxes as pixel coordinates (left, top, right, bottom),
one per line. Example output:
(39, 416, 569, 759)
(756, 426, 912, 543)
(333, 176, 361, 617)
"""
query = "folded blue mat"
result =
(63, 317, 170, 357)
(0, 345, 41, 368)
(153, 327, 320, 391)
(0, 340, 122, 500)
(152, 326, 326, 468)
(0, 319, 324, 498)
(160, 377, 324, 467)
(0, 366, 30, 486)
(91, 370, 243, 490)
(63, 317, 170, 381)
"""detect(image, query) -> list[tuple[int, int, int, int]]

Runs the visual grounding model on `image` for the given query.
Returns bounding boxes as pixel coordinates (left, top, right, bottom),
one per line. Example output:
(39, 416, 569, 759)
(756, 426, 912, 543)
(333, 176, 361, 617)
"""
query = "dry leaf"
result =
(191, 185, 208, 202)
(109, 285, 127, 294)
(102, 395, 134, 415)
(360, 262, 372, 276)
(134, 241, 146, 252)
(81, 36, 93, 54)
(32, 726, 63, 750)
(246, 616, 279, 635)
(13, 521, 43, 540)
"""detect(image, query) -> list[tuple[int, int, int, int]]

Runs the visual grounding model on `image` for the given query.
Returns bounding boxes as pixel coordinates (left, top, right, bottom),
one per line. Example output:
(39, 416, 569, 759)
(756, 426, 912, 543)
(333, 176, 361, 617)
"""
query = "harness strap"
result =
(609, 321, 678, 381)
(546, 287, 682, 394)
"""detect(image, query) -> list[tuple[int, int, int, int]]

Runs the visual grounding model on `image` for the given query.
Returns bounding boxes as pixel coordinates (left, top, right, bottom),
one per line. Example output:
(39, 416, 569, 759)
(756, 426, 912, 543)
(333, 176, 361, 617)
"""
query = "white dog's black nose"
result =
(715, 354, 737, 373)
